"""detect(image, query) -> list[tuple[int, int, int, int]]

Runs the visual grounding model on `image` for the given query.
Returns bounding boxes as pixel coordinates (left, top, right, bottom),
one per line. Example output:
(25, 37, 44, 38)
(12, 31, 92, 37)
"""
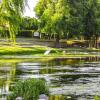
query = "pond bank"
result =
(0, 46, 99, 58)
(0, 57, 100, 100)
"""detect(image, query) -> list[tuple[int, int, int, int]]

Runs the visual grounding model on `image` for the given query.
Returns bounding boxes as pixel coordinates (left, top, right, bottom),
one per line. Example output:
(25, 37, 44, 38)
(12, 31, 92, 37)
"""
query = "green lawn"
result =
(0, 45, 99, 58)
(0, 46, 58, 55)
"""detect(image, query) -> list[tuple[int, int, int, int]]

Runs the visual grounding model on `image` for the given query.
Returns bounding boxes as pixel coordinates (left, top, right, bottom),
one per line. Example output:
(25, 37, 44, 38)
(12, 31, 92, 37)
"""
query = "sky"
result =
(24, 0, 38, 18)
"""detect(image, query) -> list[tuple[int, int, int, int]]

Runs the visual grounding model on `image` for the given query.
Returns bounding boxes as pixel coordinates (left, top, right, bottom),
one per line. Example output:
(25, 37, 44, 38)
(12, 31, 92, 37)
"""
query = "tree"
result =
(0, 0, 27, 43)
(20, 17, 38, 30)
(35, 0, 69, 47)
(67, 0, 84, 39)
(82, 0, 100, 48)
(35, 0, 100, 48)
(67, 0, 100, 48)
(18, 17, 38, 38)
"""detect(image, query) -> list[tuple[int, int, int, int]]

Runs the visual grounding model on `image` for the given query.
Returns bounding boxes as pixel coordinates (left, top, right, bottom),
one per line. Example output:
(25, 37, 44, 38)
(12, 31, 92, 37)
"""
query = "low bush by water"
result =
(8, 78, 49, 100)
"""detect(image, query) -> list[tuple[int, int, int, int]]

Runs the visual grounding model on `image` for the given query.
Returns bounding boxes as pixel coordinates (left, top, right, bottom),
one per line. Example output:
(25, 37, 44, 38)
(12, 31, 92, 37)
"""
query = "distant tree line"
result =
(0, 0, 100, 48)
(34, 0, 100, 48)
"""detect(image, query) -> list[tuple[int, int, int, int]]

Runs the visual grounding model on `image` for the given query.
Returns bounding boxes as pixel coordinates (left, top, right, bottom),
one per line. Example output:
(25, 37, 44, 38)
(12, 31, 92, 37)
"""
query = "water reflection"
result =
(0, 56, 100, 100)
(49, 95, 65, 100)
(0, 62, 16, 100)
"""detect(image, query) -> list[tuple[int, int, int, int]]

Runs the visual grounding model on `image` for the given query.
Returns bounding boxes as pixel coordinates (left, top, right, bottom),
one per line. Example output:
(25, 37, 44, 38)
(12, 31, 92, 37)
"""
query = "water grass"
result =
(8, 78, 49, 100)
(94, 96, 100, 100)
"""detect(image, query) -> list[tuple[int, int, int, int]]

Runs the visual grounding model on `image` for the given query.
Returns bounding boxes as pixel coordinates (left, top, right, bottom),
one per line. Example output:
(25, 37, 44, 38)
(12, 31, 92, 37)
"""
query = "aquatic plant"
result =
(94, 96, 100, 100)
(8, 78, 49, 100)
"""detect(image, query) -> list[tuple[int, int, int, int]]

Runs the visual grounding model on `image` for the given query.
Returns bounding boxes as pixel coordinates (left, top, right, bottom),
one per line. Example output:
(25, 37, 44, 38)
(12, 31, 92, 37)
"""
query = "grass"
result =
(0, 45, 99, 57)
(0, 58, 55, 63)
(94, 96, 100, 100)
(0, 46, 58, 55)
(8, 78, 49, 100)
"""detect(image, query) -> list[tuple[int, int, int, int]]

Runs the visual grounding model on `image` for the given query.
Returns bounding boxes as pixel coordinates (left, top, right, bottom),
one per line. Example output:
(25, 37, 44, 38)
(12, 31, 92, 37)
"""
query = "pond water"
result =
(0, 56, 100, 100)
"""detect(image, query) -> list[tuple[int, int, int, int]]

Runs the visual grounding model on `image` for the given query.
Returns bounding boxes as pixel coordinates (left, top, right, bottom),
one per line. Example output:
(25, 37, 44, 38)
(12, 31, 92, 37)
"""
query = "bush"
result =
(8, 78, 49, 100)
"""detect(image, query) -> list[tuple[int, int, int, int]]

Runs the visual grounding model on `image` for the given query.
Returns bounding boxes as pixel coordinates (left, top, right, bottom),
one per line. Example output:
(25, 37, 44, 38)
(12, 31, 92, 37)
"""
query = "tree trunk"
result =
(88, 39, 92, 48)
(55, 34, 60, 48)
(88, 36, 97, 49)
(95, 35, 98, 48)
(91, 35, 98, 48)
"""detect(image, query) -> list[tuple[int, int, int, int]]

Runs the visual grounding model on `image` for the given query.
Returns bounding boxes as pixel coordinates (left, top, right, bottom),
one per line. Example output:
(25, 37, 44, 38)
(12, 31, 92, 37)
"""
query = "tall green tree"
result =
(0, 0, 27, 43)
(82, 0, 100, 48)
(35, 0, 100, 48)
(67, 0, 84, 38)
(20, 17, 38, 30)
(35, 0, 69, 47)
(67, 0, 100, 48)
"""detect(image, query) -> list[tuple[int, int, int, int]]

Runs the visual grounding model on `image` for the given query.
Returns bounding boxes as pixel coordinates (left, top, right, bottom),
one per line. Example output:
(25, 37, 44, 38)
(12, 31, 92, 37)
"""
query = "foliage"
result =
(35, 0, 69, 45)
(0, 0, 100, 48)
(83, 0, 100, 36)
(35, 0, 100, 48)
(8, 78, 49, 100)
(94, 96, 100, 100)
(20, 17, 38, 30)
(0, 0, 27, 42)
(18, 17, 38, 37)
(66, 0, 100, 40)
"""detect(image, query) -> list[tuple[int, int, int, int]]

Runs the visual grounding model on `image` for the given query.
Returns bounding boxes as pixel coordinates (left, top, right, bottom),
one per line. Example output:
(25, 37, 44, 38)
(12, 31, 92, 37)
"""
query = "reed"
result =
(8, 78, 49, 100)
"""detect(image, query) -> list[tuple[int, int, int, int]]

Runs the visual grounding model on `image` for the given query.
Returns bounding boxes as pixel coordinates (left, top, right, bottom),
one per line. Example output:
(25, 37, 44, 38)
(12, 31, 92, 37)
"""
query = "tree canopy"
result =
(20, 17, 38, 30)
(0, 0, 27, 42)
(35, 0, 100, 48)
(0, 0, 100, 48)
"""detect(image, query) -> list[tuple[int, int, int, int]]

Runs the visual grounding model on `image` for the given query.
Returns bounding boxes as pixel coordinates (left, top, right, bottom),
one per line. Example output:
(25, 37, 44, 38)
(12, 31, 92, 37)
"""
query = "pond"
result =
(0, 56, 100, 100)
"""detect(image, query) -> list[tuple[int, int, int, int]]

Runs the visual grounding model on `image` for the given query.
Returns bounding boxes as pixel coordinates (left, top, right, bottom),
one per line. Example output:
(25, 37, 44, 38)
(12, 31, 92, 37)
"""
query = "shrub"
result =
(8, 78, 49, 100)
